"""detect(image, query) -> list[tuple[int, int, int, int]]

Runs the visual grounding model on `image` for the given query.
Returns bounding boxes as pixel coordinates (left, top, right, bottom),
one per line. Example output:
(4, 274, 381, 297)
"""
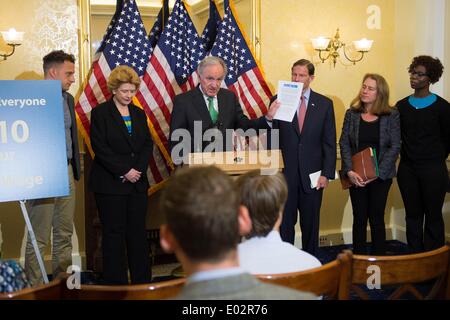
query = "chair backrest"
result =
(256, 251, 352, 300)
(0, 278, 65, 300)
(351, 244, 450, 300)
(64, 277, 186, 300)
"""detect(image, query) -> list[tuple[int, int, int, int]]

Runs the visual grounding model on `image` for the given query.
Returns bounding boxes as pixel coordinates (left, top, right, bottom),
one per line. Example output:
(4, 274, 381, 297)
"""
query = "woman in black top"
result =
(340, 74, 401, 254)
(89, 66, 153, 284)
(396, 56, 450, 253)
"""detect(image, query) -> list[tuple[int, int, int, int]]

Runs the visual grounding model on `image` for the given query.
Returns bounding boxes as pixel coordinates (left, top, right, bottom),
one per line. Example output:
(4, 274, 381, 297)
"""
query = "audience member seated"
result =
(236, 171, 322, 274)
(159, 166, 317, 300)
(0, 260, 30, 293)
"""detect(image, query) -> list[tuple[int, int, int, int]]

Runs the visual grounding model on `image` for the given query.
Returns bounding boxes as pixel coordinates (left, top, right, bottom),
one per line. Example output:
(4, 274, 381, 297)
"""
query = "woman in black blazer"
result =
(89, 66, 153, 284)
(339, 74, 400, 255)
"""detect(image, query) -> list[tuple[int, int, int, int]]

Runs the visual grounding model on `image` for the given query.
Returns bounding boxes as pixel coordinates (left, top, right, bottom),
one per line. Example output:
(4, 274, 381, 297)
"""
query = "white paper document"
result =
(274, 80, 304, 122)
(309, 170, 340, 189)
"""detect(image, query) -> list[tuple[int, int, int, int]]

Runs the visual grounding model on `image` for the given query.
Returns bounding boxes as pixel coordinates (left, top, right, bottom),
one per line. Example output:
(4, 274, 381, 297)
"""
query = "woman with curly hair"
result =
(396, 55, 450, 253)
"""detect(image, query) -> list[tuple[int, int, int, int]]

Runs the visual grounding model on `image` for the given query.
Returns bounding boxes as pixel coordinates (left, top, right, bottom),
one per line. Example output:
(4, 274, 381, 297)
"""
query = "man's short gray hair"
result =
(198, 56, 228, 78)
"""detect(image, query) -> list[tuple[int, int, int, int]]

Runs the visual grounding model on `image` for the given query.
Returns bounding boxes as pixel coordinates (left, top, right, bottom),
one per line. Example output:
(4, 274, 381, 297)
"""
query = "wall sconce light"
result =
(1, 28, 24, 61)
(311, 28, 373, 67)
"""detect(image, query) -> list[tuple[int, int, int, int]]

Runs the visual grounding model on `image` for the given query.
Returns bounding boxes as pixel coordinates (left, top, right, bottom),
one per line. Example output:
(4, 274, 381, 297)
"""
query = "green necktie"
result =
(208, 96, 218, 123)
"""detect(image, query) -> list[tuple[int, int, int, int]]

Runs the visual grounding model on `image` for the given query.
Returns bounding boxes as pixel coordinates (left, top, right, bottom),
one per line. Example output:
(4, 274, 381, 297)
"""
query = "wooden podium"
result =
(185, 149, 284, 175)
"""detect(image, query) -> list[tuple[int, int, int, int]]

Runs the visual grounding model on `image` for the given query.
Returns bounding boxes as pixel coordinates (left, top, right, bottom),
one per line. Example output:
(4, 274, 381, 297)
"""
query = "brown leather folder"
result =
(339, 147, 379, 189)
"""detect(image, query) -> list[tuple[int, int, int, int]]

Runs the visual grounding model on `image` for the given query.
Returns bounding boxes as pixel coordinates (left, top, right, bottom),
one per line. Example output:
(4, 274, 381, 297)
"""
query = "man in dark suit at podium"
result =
(169, 56, 278, 164)
(268, 59, 336, 256)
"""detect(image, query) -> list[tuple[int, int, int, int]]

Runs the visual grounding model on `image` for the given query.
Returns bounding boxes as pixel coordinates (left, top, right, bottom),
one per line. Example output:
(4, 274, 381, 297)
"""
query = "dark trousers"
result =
(397, 161, 447, 253)
(349, 178, 392, 255)
(95, 192, 151, 285)
(280, 181, 323, 256)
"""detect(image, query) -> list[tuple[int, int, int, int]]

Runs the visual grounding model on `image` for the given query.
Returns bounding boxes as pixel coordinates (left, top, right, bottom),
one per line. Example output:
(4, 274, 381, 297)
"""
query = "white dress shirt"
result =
(198, 86, 218, 113)
(238, 230, 322, 274)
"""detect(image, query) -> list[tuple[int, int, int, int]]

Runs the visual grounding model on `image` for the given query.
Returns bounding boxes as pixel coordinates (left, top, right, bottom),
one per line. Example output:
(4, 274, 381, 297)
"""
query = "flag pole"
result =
(161, 0, 169, 30)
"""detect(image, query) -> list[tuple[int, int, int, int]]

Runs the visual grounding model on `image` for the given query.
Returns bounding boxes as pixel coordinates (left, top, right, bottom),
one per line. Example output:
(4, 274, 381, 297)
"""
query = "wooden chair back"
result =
(64, 277, 186, 300)
(351, 244, 450, 300)
(256, 251, 352, 300)
(0, 278, 65, 300)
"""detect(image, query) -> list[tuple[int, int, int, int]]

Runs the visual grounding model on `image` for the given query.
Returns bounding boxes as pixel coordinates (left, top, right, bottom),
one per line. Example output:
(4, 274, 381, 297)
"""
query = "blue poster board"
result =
(0, 80, 69, 202)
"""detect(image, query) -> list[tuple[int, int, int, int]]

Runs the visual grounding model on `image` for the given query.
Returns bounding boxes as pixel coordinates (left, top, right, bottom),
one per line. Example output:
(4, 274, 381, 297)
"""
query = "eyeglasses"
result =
(409, 71, 428, 78)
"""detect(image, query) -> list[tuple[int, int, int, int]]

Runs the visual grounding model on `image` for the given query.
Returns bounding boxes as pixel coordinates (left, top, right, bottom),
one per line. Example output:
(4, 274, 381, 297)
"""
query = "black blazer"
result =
(169, 86, 267, 163)
(339, 108, 401, 180)
(67, 93, 81, 181)
(89, 99, 153, 194)
(272, 90, 337, 194)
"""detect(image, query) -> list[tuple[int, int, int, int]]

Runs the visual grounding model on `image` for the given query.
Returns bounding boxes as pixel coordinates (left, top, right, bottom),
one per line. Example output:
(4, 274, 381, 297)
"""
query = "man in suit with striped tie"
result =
(268, 59, 337, 256)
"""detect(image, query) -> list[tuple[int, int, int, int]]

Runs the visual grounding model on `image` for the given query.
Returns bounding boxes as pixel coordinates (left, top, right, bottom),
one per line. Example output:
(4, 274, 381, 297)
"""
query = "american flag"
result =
(148, 0, 169, 54)
(200, 0, 222, 52)
(210, 0, 272, 120)
(138, 0, 172, 189)
(135, 0, 207, 186)
(75, 0, 151, 155)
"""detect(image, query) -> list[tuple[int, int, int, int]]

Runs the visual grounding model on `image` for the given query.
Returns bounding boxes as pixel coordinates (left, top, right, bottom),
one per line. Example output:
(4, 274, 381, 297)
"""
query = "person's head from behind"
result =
(43, 50, 76, 92)
(159, 166, 251, 272)
(107, 65, 141, 107)
(236, 171, 288, 239)
(408, 55, 444, 91)
(197, 56, 227, 97)
(351, 73, 391, 115)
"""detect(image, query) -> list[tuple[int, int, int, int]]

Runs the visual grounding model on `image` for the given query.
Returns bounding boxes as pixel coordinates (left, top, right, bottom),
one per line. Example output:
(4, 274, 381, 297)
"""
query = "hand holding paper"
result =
(310, 170, 339, 189)
(266, 100, 281, 121)
(274, 80, 304, 122)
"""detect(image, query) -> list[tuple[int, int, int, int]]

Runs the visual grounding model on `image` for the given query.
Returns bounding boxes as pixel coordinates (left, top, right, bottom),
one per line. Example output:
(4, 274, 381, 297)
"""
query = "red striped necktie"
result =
(298, 95, 306, 132)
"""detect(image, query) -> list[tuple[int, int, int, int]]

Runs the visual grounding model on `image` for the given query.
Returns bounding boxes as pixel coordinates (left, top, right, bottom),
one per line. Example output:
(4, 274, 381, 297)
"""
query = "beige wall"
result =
(262, 0, 396, 133)
(391, 0, 450, 241)
(394, 0, 416, 101)
(1, 0, 450, 264)
(0, 0, 81, 91)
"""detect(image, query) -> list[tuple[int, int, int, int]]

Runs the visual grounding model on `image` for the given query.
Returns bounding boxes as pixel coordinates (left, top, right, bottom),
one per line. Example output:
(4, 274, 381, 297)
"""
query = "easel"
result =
(19, 200, 49, 284)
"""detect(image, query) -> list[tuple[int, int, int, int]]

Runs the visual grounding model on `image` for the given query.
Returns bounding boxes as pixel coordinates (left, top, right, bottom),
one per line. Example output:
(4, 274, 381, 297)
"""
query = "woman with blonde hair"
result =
(89, 65, 153, 284)
(339, 74, 400, 255)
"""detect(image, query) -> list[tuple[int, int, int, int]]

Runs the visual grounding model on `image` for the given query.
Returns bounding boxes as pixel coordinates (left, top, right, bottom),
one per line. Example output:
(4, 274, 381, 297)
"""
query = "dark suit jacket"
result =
(175, 272, 316, 300)
(272, 90, 336, 193)
(339, 108, 401, 180)
(67, 93, 81, 181)
(89, 99, 153, 194)
(169, 87, 268, 163)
